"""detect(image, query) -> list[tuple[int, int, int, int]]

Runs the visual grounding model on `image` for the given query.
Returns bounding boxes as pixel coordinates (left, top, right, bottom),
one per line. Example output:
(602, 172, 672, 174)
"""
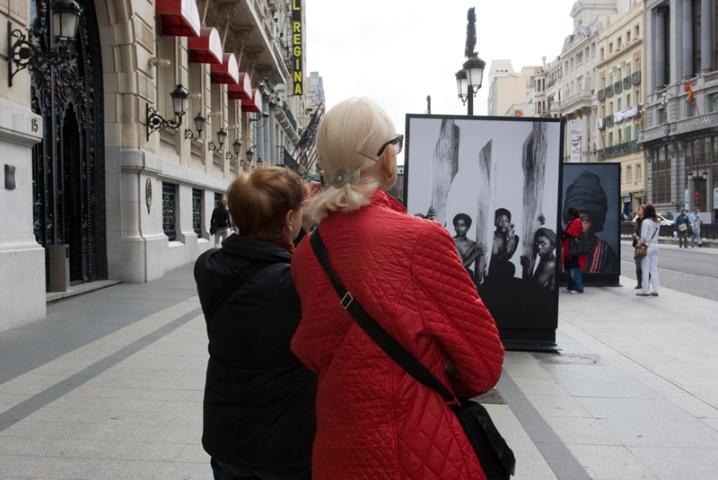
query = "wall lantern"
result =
(208, 128, 227, 152)
(146, 84, 189, 140)
(225, 138, 241, 161)
(7, 0, 83, 87)
(185, 113, 206, 140)
(246, 146, 255, 163)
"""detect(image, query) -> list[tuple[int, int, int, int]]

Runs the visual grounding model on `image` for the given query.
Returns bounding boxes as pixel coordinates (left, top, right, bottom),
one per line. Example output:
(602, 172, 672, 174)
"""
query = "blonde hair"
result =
(227, 167, 307, 240)
(308, 98, 396, 222)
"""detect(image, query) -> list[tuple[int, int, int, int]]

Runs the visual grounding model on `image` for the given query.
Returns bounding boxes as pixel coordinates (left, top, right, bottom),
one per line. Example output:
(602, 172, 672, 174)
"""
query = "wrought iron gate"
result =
(30, 0, 106, 283)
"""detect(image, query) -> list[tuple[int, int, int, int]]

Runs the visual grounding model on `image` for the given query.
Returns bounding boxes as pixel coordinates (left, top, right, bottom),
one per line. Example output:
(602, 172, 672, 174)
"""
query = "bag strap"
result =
(309, 229, 458, 405)
(204, 261, 278, 321)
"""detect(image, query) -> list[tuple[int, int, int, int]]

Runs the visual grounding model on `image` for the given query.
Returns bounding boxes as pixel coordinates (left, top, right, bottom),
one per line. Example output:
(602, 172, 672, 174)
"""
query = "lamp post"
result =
(455, 7, 485, 116)
(7, 0, 83, 87)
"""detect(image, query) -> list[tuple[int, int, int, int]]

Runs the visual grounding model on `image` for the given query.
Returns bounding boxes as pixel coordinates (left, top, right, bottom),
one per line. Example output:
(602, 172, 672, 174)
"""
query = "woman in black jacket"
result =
(194, 167, 317, 480)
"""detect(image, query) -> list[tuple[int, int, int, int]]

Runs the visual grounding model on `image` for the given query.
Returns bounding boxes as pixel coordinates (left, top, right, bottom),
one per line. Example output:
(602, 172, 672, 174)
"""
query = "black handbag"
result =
(309, 230, 515, 479)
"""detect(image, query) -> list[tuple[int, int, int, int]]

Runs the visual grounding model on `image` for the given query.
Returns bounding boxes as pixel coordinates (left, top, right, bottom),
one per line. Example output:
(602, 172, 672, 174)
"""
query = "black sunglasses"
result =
(376, 134, 404, 157)
(359, 134, 404, 161)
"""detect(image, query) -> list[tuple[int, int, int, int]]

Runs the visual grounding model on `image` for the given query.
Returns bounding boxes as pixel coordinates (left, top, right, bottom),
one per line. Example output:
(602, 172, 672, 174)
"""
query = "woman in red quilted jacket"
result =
(290, 98, 505, 480)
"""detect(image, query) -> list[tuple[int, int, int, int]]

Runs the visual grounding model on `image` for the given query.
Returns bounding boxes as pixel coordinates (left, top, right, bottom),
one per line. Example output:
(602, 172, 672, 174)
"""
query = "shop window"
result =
(163, 183, 178, 241)
(192, 189, 203, 236)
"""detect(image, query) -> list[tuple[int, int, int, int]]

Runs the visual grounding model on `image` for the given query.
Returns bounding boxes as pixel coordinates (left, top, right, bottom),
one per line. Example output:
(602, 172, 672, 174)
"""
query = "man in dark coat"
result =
(210, 199, 231, 246)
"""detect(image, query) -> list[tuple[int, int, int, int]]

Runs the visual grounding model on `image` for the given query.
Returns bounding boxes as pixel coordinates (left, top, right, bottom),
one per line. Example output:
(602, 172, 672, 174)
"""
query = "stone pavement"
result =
(1, 264, 717, 479)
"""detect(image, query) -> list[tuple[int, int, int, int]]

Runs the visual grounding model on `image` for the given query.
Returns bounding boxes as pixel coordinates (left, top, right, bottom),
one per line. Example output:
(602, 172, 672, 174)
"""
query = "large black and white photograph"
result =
(405, 115, 563, 348)
(561, 163, 621, 286)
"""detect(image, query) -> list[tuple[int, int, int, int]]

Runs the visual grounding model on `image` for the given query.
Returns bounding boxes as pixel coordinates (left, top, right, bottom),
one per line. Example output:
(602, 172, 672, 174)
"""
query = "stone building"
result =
(641, 0, 718, 222)
(595, 0, 646, 215)
(487, 60, 539, 116)
(0, 0, 314, 331)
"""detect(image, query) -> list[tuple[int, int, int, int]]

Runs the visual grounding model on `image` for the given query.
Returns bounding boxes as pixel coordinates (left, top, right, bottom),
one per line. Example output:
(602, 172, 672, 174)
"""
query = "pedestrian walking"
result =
(290, 98, 505, 480)
(562, 207, 586, 294)
(637, 204, 661, 297)
(194, 167, 318, 480)
(690, 208, 703, 247)
(632, 204, 645, 289)
(675, 208, 691, 248)
(210, 198, 231, 247)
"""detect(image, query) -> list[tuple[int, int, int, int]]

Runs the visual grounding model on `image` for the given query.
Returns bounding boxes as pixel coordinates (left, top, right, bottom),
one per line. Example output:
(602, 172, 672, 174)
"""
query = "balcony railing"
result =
(623, 76, 631, 89)
(596, 141, 641, 160)
(605, 85, 614, 97)
(598, 89, 606, 101)
(614, 81, 623, 94)
(632, 71, 641, 86)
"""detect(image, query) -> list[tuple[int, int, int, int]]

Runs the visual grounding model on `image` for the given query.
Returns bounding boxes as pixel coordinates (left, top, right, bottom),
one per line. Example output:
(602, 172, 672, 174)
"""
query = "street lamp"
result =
(185, 113, 206, 140)
(455, 7, 485, 116)
(146, 84, 189, 140)
(208, 128, 227, 152)
(7, 0, 83, 87)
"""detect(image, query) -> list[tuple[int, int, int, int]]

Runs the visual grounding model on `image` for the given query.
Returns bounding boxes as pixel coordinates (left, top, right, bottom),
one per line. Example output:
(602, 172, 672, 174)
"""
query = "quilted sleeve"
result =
(411, 222, 504, 398)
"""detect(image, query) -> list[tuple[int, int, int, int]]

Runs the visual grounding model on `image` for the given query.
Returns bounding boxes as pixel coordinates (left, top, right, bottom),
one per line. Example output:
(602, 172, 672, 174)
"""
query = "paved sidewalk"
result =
(0, 265, 717, 479)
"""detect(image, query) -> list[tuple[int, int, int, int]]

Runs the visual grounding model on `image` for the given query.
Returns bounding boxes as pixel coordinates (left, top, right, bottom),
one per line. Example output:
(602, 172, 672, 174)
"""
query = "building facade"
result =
(596, 0, 646, 215)
(641, 0, 718, 222)
(487, 62, 539, 116)
(0, 0, 314, 331)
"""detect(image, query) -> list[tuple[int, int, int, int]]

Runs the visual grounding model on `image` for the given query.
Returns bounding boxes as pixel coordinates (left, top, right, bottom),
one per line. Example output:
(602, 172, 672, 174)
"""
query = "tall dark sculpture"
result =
(465, 8, 477, 58)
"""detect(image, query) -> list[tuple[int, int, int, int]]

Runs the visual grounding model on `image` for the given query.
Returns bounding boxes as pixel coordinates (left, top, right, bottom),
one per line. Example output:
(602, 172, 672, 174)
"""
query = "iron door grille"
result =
(192, 189, 203, 236)
(163, 182, 178, 241)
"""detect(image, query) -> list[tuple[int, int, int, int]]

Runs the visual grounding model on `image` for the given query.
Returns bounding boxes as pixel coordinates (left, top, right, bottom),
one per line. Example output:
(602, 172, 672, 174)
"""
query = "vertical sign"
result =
(292, 0, 303, 96)
(569, 119, 583, 163)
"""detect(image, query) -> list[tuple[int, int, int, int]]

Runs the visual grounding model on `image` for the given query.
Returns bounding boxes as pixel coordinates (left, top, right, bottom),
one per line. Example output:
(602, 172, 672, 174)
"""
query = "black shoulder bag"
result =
(309, 230, 515, 480)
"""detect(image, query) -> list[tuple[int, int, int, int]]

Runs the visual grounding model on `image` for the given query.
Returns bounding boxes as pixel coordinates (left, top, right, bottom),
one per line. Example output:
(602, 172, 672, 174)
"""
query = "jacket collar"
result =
(221, 235, 292, 263)
(370, 189, 407, 214)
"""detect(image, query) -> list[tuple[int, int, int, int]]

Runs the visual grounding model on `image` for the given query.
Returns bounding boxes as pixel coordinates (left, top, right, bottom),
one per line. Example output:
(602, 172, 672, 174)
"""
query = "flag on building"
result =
(684, 81, 695, 103)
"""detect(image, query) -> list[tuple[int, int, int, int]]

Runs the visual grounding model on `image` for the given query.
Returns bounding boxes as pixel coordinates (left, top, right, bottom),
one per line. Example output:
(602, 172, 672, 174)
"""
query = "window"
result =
(635, 24, 640, 38)
(624, 126, 631, 143)
(627, 93, 632, 107)
(618, 98, 622, 111)
(192, 189, 203, 236)
(627, 31, 631, 43)
(653, 146, 672, 204)
(636, 89, 641, 104)
(608, 132, 614, 146)
(634, 124, 641, 141)
(688, 101, 697, 117)
(709, 93, 718, 112)
(156, 36, 176, 121)
(636, 164, 642, 182)
(609, 42, 613, 53)
(162, 183, 178, 241)
(627, 166, 632, 182)
(617, 38, 623, 50)
(600, 47, 605, 59)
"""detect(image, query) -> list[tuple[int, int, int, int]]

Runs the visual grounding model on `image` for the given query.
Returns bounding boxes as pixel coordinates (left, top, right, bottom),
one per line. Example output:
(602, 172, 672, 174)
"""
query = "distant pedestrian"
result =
(632, 204, 645, 289)
(690, 208, 703, 248)
(562, 207, 585, 294)
(675, 208, 691, 248)
(210, 199, 231, 247)
(194, 167, 318, 480)
(290, 98, 504, 480)
(637, 204, 661, 297)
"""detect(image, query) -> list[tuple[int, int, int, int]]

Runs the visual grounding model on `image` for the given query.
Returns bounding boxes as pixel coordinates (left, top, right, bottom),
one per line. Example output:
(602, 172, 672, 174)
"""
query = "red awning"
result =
(228, 72, 252, 100)
(211, 53, 240, 85)
(156, 0, 201, 37)
(188, 27, 223, 64)
(241, 89, 263, 113)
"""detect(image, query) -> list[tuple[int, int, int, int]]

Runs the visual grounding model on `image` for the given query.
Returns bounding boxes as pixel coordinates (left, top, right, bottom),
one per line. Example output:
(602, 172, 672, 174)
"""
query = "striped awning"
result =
(188, 27, 223, 64)
(228, 72, 252, 100)
(241, 89, 263, 114)
(211, 53, 240, 84)
(156, 0, 201, 37)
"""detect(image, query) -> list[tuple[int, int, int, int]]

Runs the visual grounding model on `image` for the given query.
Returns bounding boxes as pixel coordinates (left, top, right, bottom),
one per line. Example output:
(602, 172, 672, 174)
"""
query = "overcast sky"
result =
(305, 0, 577, 163)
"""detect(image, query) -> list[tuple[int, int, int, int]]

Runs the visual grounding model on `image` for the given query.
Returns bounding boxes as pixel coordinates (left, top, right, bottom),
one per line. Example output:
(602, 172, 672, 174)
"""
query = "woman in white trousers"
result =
(638, 204, 660, 297)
